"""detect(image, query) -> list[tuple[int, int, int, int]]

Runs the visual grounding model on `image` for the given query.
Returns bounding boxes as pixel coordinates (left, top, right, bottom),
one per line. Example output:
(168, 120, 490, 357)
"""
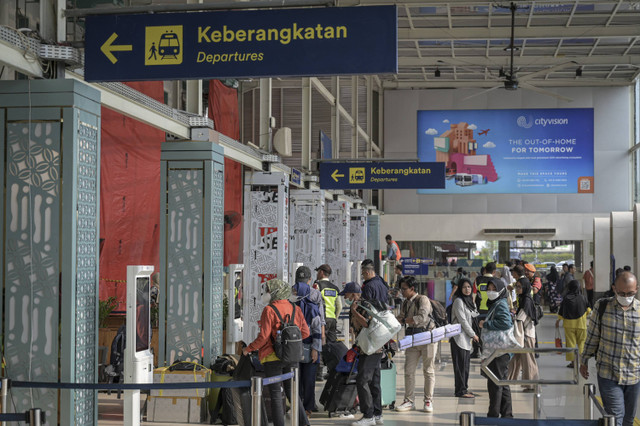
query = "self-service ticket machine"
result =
(124, 265, 155, 425)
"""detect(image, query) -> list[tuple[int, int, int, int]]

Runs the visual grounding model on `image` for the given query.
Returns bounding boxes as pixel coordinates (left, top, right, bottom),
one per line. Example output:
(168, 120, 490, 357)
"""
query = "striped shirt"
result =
(581, 297, 640, 385)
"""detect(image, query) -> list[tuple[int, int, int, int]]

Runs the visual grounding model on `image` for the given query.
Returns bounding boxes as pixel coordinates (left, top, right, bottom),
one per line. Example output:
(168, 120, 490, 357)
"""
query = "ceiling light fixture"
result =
(576, 67, 583, 77)
(435, 67, 441, 77)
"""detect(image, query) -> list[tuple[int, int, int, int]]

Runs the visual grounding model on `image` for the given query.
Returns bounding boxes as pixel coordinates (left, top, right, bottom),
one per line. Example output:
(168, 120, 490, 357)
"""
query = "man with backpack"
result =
(580, 271, 640, 426)
(395, 276, 437, 414)
(243, 278, 311, 426)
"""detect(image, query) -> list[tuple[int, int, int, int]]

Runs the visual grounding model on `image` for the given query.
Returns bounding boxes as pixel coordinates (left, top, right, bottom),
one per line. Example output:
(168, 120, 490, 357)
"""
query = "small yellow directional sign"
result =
(331, 170, 344, 182)
(100, 33, 133, 64)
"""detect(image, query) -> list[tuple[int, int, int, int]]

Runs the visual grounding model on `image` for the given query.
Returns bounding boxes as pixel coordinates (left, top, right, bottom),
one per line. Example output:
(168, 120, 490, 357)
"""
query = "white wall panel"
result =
(611, 211, 634, 272)
(383, 86, 633, 216)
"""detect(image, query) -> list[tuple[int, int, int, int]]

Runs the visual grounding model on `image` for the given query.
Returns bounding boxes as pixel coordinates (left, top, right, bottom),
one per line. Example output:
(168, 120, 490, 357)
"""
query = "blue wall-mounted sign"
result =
(291, 168, 302, 186)
(401, 258, 430, 276)
(320, 130, 333, 160)
(85, 6, 397, 82)
(319, 162, 445, 190)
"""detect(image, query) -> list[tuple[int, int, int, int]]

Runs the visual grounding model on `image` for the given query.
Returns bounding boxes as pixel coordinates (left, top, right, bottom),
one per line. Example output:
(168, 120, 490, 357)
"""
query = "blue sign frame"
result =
(85, 6, 397, 82)
(319, 162, 445, 189)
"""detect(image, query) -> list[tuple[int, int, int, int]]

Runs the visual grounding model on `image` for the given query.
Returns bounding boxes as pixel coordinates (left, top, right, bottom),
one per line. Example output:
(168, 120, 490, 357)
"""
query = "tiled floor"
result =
(98, 313, 610, 425)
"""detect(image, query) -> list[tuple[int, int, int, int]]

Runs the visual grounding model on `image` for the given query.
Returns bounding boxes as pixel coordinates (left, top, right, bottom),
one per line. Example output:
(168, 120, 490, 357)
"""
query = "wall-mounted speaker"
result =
(273, 127, 292, 157)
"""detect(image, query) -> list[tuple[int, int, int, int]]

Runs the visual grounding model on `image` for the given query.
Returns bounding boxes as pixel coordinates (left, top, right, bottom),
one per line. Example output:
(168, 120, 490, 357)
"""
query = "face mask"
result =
(616, 294, 635, 307)
(487, 291, 500, 301)
(289, 295, 299, 303)
(345, 299, 353, 306)
(260, 293, 271, 305)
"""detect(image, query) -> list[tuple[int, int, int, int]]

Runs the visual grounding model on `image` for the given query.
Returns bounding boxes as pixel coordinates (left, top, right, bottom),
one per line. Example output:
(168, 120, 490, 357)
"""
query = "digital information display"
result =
(417, 108, 594, 194)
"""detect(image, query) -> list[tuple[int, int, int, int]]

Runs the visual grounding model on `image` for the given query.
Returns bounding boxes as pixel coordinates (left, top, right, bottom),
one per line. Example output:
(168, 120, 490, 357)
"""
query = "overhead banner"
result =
(85, 6, 397, 82)
(417, 108, 594, 194)
(319, 161, 445, 189)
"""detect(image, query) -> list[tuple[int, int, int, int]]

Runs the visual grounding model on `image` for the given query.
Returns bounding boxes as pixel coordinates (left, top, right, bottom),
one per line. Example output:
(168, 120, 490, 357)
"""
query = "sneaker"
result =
(395, 400, 415, 412)
(424, 400, 434, 413)
(352, 417, 376, 426)
(338, 413, 355, 419)
(375, 415, 384, 425)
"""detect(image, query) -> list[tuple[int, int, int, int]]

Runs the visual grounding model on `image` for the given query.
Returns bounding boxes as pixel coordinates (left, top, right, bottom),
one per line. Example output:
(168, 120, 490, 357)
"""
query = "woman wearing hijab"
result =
(546, 266, 562, 313)
(507, 274, 540, 392)
(555, 279, 591, 368)
(450, 277, 480, 398)
(480, 279, 513, 418)
(292, 280, 324, 416)
(243, 279, 311, 426)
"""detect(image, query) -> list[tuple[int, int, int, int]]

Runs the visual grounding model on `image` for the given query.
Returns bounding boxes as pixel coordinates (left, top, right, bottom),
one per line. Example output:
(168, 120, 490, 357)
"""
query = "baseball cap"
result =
(524, 263, 536, 273)
(295, 266, 312, 282)
(315, 264, 332, 275)
(339, 281, 362, 296)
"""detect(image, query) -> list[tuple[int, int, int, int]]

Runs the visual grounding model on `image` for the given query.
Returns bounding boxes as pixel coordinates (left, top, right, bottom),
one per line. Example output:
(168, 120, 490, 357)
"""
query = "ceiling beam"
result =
(0, 40, 43, 78)
(382, 79, 632, 89)
(398, 25, 640, 41)
(399, 55, 640, 67)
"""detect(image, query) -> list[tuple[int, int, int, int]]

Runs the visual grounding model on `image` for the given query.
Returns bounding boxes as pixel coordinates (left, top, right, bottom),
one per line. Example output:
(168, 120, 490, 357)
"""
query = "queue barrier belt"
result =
(8, 371, 295, 391)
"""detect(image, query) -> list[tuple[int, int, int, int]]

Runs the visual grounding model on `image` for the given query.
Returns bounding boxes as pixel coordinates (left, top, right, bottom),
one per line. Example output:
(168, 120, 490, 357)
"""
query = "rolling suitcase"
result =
(380, 361, 397, 409)
(320, 358, 358, 417)
(231, 354, 268, 426)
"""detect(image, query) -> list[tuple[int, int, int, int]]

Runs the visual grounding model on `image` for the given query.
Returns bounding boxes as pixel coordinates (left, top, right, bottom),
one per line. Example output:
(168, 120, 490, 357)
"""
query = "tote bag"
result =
(481, 306, 522, 359)
(355, 304, 402, 355)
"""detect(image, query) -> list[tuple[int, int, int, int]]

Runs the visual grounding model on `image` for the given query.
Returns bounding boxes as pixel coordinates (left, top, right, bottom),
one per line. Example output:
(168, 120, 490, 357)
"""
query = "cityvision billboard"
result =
(417, 108, 594, 194)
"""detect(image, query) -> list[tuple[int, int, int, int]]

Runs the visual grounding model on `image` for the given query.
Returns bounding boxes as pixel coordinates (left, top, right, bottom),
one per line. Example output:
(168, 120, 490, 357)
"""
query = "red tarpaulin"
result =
(208, 80, 243, 266)
(99, 81, 164, 303)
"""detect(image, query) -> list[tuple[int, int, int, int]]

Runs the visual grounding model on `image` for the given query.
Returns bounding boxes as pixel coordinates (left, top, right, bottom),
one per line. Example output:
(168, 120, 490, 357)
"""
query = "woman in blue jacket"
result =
(480, 279, 514, 418)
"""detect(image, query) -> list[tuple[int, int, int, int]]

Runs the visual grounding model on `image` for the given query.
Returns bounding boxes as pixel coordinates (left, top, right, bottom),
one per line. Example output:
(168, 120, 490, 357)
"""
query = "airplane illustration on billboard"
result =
(478, 129, 490, 136)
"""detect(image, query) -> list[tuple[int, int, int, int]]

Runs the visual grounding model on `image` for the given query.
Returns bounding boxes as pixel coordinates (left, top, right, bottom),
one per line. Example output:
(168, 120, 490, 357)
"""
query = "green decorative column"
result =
(0, 79, 101, 425)
(159, 142, 225, 368)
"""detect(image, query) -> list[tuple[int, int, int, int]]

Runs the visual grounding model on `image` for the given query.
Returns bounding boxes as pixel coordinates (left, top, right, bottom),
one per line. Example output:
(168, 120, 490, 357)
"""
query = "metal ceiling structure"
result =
(336, 0, 640, 91)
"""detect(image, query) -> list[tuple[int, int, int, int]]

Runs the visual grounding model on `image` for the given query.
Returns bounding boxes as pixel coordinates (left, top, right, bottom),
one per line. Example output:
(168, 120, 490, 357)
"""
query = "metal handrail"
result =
(584, 383, 607, 420)
(481, 347, 580, 419)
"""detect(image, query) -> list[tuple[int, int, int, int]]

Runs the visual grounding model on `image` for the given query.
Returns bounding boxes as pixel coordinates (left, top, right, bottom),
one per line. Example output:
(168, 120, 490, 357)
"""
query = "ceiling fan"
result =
(463, 2, 576, 102)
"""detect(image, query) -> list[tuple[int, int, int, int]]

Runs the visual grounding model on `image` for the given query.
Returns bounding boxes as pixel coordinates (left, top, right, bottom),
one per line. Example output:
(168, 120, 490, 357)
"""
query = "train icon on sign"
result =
(145, 25, 183, 66)
(349, 167, 365, 184)
(159, 31, 180, 59)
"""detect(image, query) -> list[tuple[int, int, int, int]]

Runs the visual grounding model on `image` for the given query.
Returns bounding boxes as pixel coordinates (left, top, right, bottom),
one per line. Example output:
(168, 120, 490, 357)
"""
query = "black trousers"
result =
(450, 338, 470, 396)
(587, 289, 594, 308)
(485, 354, 513, 418)
(325, 318, 337, 343)
(263, 361, 309, 426)
(356, 352, 383, 418)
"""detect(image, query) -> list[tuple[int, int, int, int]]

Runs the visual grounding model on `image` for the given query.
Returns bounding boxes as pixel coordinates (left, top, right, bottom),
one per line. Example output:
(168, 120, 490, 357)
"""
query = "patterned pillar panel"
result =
(290, 190, 325, 275)
(242, 172, 289, 343)
(0, 79, 101, 425)
(326, 201, 351, 290)
(159, 142, 225, 368)
(367, 214, 380, 261)
(350, 209, 368, 283)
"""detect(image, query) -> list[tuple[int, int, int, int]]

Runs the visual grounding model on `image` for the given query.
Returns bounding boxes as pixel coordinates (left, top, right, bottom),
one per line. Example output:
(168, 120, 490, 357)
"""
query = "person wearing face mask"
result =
(580, 271, 640, 426)
(556, 280, 590, 369)
(507, 276, 539, 392)
(292, 266, 324, 416)
(243, 279, 311, 426)
(479, 279, 513, 418)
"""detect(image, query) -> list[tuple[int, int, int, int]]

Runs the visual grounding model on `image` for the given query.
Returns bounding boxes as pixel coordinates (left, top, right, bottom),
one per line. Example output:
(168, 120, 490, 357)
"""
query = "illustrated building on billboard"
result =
(434, 122, 498, 182)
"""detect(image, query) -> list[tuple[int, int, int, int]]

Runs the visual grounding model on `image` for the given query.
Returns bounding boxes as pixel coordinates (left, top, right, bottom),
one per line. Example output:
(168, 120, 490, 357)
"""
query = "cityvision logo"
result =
(517, 115, 569, 128)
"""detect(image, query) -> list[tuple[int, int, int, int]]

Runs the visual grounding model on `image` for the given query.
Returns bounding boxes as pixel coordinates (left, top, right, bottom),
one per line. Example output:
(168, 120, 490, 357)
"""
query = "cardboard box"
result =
(151, 366, 210, 398)
(147, 395, 206, 424)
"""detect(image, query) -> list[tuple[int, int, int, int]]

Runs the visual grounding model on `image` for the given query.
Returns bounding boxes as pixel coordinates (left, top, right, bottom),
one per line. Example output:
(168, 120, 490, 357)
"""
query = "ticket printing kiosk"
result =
(124, 265, 155, 425)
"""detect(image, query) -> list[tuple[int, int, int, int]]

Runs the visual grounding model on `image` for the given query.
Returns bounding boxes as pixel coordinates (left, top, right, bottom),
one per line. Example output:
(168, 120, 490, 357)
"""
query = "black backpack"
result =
(269, 302, 303, 363)
(428, 298, 448, 329)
